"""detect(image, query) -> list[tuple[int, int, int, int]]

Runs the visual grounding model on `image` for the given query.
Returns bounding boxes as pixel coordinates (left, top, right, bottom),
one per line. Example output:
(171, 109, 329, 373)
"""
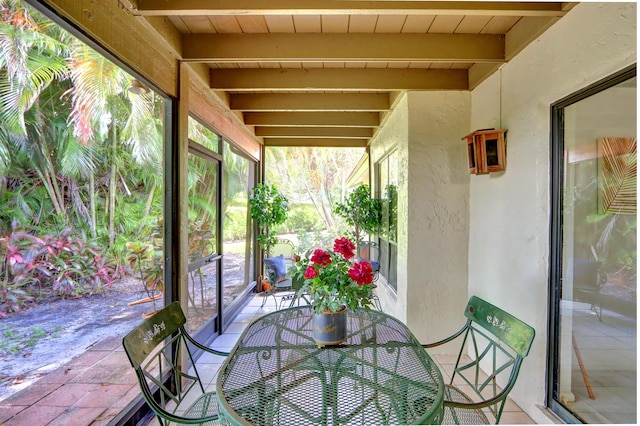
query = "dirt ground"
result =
(0, 252, 252, 402)
(0, 278, 155, 401)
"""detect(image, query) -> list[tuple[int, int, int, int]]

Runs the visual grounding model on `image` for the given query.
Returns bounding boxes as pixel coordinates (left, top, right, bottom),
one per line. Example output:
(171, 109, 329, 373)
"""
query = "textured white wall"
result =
(370, 92, 471, 342)
(469, 2, 636, 422)
(405, 92, 470, 344)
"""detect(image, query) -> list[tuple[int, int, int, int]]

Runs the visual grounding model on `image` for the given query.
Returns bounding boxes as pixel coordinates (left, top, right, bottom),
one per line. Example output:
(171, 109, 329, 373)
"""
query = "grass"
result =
(0, 324, 62, 355)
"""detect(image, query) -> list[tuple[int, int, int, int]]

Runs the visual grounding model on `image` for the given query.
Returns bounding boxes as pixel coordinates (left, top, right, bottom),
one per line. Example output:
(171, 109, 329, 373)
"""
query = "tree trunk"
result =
(33, 102, 65, 219)
(302, 177, 330, 228)
(89, 174, 96, 238)
(70, 178, 90, 226)
(37, 168, 63, 217)
(108, 122, 117, 246)
(135, 181, 156, 234)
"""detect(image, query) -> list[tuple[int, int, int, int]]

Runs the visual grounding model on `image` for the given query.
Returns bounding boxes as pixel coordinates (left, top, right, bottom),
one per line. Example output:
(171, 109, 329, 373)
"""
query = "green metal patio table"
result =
(215, 306, 444, 425)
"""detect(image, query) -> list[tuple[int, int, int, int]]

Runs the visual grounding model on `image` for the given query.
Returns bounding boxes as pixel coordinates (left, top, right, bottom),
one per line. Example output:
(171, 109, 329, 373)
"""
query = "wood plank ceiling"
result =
(129, 1, 575, 147)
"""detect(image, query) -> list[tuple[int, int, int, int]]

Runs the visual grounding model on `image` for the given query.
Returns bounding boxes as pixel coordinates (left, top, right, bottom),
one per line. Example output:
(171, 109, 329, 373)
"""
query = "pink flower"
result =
(8, 251, 23, 266)
(310, 249, 331, 266)
(333, 237, 355, 260)
(348, 261, 374, 286)
(304, 265, 317, 279)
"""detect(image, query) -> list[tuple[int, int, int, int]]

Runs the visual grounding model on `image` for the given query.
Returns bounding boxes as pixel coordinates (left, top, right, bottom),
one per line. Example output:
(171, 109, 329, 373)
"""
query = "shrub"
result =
(0, 220, 114, 316)
(282, 205, 321, 232)
(224, 207, 248, 241)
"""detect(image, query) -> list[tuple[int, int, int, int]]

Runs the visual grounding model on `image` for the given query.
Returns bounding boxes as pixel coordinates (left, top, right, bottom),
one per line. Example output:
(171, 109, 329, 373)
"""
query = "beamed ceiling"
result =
(128, 1, 576, 148)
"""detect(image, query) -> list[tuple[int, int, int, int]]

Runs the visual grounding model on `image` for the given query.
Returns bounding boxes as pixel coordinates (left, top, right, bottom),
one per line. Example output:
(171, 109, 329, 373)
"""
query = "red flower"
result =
(304, 265, 317, 279)
(333, 237, 355, 260)
(348, 261, 373, 286)
(310, 249, 331, 266)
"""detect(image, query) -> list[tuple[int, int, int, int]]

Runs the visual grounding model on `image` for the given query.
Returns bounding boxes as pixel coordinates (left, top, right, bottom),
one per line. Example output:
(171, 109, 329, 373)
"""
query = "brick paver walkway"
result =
(0, 336, 139, 426)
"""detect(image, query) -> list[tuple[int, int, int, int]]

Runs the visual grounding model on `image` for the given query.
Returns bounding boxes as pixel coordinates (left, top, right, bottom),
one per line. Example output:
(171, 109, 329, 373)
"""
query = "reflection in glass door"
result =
(222, 141, 255, 323)
(550, 69, 636, 423)
(186, 138, 222, 340)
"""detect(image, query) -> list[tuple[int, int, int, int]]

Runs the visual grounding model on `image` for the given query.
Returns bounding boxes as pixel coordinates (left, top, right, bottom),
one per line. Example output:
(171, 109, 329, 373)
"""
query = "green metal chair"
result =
(122, 301, 229, 425)
(422, 296, 535, 424)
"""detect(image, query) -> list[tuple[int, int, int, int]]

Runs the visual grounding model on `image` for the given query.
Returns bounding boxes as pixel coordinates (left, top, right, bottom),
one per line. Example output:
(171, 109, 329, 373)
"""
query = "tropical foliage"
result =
(0, 1, 164, 313)
(0, 219, 114, 315)
(265, 147, 367, 252)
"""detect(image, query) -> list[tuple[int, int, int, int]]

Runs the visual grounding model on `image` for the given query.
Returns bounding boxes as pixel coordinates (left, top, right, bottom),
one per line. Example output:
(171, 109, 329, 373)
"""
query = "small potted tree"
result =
(334, 184, 381, 246)
(249, 183, 290, 251)
(249, 184, 289, 292)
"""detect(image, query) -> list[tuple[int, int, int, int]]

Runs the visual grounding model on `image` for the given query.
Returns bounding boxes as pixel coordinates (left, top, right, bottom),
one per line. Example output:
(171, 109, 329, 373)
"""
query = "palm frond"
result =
(67, 40, 124, 144)
(598, 137, 637, 214)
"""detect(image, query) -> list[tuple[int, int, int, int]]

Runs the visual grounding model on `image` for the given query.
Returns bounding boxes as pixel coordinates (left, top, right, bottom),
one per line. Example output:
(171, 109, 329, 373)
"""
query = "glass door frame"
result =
(187, 139, 224, 342)
(220, 141, 259, 332)
(547, 64, 636, 423)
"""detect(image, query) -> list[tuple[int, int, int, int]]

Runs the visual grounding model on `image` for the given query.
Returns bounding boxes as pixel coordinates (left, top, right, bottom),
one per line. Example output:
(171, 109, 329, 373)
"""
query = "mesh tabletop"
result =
(216, 307, 444, 425)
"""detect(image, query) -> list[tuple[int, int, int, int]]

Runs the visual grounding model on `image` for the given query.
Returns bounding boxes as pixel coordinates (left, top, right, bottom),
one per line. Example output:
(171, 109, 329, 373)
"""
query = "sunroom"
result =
(0, 1, 636, 425)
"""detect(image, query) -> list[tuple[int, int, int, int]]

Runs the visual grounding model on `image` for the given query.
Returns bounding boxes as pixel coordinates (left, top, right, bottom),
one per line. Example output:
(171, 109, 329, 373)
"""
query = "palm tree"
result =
(0, 0, 70, 221)
(0, 0, 164, 254)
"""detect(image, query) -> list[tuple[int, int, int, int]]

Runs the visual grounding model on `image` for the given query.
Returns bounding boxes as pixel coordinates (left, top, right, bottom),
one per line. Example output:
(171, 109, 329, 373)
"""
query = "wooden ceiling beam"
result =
(134, 1, 568, 17)
(468, 15, 566, 89)
(183, 33, 504, 63)
(263, 138, 368, 148)
(230, 93, 390, 111)
(255, 127, 373, 138)
(211, 69, 468, 91)
(244, 112, 380, 127)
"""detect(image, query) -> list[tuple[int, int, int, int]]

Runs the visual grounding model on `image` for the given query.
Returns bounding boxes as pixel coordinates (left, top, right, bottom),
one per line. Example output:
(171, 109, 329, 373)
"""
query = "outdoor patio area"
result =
(0, 292, 536, 425)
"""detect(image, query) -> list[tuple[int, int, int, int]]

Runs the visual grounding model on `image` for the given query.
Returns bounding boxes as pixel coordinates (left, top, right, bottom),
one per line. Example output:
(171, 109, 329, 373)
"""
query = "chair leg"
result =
(572, 333, 595, 400)
(590, 303, 602, 321)
(260, 289, 273, 308)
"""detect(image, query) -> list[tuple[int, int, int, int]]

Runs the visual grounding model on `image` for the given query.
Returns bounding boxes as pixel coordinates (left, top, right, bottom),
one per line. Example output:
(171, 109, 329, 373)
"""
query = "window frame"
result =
(375, 149, 398, 292)
(547, 64, 636, 423)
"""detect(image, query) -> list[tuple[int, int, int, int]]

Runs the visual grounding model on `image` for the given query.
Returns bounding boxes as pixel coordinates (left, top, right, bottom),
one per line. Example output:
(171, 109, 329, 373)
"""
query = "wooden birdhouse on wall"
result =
(462, 129, 507, 174)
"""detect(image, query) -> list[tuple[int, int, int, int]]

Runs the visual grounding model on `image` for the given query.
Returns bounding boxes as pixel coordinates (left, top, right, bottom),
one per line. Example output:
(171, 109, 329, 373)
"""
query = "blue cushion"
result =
(264, 255, 287, 281)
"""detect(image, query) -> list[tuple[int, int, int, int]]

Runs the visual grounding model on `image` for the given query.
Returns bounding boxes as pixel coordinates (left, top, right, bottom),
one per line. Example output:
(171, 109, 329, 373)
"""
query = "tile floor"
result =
(564, 301, 637, 424)
(1, 292, 535, 425)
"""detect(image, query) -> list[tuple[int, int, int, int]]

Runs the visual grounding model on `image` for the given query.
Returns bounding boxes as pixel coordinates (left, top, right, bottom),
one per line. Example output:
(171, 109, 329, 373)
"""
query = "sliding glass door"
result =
(222, 141, 256, 327)
(186, 119, 257, 338)
(186, 120, 222, 340)
(549, 67, 636, 424)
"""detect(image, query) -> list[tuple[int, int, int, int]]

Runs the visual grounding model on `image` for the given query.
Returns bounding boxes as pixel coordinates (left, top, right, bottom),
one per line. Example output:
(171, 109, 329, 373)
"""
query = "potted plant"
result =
(295, 237, 376, 346)
(334, 184, 381, 245)
(249, 183, 290, 251)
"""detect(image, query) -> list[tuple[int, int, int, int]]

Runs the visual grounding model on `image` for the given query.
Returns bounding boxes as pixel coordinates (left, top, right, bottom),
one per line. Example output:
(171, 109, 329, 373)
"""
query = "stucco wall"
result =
(405, 92, 470, 344)
(370, 92, 471, 343)
(469, 2, 636, 422)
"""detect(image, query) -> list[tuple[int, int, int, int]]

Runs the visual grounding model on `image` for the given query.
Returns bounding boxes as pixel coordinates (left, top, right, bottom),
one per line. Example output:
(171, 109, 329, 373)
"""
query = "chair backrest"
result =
(453, 296, 535, 423)
(267, 238, 295, 261)
(122, 302, 207, 424)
